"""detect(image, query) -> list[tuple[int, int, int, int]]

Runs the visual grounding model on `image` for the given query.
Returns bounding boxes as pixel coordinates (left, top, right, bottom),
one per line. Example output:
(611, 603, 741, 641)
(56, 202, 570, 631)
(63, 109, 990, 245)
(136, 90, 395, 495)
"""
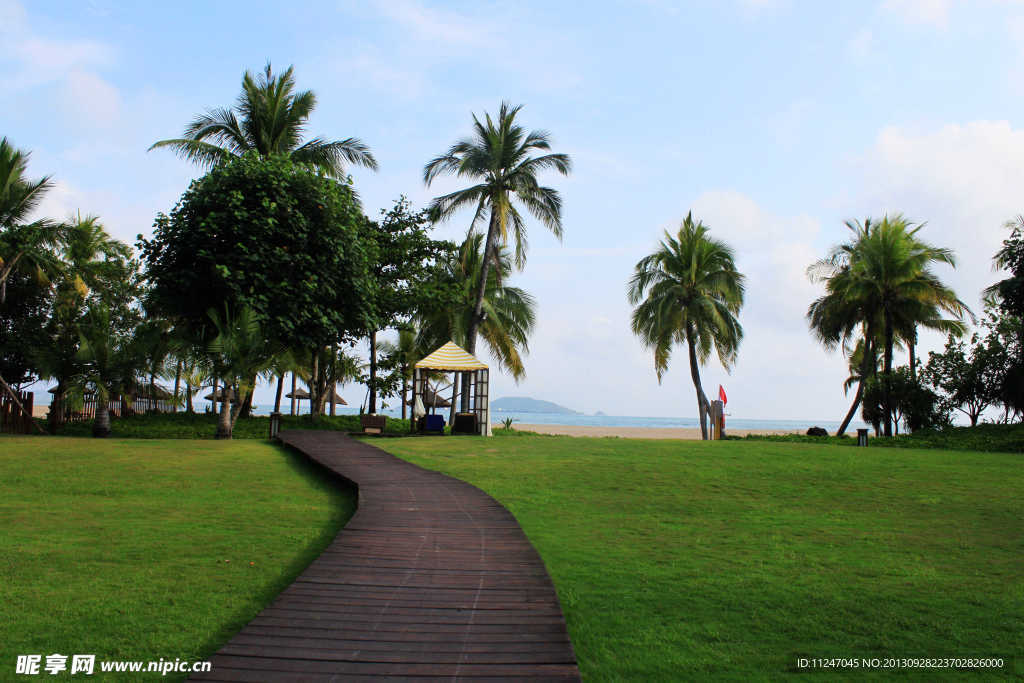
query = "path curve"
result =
(193, 430, 581, 681)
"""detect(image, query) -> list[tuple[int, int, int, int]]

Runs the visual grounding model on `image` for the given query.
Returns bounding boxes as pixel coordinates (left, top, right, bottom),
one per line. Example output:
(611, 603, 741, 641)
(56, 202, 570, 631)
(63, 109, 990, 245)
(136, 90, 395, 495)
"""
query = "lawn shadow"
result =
(191, 440, 358, 662)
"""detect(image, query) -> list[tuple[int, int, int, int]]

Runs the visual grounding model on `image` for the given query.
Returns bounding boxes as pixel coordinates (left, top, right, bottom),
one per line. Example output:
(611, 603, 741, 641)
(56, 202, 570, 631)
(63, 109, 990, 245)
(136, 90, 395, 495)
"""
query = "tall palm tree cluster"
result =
(807, 215, 968, 436)
(3, 64, 567, 437)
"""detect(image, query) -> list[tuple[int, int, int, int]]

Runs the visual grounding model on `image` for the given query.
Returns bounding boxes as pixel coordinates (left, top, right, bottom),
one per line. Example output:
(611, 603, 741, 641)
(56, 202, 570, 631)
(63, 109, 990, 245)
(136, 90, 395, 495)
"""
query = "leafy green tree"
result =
(628, 213, 745, 440)
(862, 366, 945, 434)
(362, 197, 455, 413)
(0, 137, 60, 305)
(986, 216, 1024, 318)
(0, 268, 52, 389)
(921, 335, 999, 426)
(984, 218, 1024, 416)
(150, 63, 377, 176)
(138, 153, 375, 414)
(423, 102, 570, 361)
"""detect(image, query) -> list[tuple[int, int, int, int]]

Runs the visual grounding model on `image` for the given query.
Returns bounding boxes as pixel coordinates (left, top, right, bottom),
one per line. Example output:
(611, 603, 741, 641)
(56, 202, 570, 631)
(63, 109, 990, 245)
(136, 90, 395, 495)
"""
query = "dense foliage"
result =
(0, 269, 51, 388)
(138, 153, 374, 351)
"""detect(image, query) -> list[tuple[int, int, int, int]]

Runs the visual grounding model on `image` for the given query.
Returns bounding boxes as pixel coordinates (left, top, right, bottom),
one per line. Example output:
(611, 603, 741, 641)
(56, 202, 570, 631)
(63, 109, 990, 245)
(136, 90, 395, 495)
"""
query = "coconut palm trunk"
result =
(687, 329, 711, 440)
(368, 330, 378, 413)
(837, 337, 873, 437)
(216, 385, 232, 439)
(93, 390, 111, 438)
(908, 328, 917, 384)
(290, 373, 297, 415)
(274, 374, 284, 413)
(186, 382, 194, 413)
(172, 360, 182, 413)
(883, 308, 895, 437)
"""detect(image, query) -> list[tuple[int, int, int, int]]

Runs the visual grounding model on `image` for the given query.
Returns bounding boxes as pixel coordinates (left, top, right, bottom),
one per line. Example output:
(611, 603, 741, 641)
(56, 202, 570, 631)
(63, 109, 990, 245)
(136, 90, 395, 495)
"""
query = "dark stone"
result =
(806, 426, 829, 437)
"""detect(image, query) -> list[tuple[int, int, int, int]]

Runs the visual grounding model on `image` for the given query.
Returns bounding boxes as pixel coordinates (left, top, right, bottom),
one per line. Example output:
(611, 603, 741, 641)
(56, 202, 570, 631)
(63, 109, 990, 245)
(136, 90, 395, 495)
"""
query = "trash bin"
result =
(857, 428, 869, 447)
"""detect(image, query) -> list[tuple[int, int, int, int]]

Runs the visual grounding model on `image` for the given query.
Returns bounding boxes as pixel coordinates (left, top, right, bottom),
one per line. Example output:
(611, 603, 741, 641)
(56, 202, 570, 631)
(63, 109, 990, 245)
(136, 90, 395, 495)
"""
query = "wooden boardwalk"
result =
(193, 430, 580, 682)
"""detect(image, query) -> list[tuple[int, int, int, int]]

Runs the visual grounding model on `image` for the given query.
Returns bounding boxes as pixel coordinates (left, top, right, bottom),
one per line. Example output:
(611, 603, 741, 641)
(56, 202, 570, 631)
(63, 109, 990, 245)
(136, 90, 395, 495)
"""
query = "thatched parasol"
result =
(135, 382, 173, 399)
(203, 387, 238, 402)
(285, 388, 310, 400)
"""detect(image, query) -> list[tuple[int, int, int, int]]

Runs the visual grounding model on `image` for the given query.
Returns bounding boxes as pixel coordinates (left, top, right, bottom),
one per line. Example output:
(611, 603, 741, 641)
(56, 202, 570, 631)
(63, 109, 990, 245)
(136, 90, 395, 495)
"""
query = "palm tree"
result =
(808, 215, 968, 437)
(417, 233, 536, 379)
(378, 326, 419, 419)
(74, 305, 143, 438)
(150, 63, 377, 177)
(423, 102, 570, 359)
(206, 305, 279, 439)
(628, 213, 745, 440)
(0, 137, 60, 304)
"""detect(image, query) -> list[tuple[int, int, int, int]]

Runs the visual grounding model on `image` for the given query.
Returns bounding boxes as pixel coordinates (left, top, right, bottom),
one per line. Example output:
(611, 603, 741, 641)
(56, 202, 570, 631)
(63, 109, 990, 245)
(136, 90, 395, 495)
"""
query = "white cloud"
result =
(369, 0, 495, 49)
(0, 0, 119, 125)
(880, 0, 952, 29)
(855, 120, 1024, 312)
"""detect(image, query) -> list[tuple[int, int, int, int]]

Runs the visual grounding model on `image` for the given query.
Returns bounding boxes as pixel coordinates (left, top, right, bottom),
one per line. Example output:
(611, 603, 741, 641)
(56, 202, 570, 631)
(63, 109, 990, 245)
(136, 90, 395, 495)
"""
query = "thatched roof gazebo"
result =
(413, 341, 490, 436)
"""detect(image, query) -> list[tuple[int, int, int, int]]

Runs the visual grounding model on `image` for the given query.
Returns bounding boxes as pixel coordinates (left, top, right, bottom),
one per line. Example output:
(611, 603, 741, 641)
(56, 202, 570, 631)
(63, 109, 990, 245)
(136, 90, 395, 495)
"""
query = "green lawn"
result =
(375, 435, 1024, 681)
(1, 437, 355, 681)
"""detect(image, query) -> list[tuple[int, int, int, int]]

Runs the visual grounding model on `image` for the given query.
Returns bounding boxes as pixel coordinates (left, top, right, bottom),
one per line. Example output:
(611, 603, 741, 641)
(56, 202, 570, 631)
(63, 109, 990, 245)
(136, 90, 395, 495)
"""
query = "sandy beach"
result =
(32, 405, 48, 418)
(504, 423, 802, 439)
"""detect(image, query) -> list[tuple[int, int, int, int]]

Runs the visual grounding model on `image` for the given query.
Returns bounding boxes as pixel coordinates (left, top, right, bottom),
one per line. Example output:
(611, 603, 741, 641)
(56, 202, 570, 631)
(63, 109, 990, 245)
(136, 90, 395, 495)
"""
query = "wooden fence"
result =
(0, 390, 34, 434)
(58, 388, 177, 423)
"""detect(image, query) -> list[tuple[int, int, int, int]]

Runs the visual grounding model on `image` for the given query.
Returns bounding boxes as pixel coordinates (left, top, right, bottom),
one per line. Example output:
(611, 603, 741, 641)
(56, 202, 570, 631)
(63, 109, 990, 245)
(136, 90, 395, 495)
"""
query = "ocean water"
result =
(251, 404, 869, 432)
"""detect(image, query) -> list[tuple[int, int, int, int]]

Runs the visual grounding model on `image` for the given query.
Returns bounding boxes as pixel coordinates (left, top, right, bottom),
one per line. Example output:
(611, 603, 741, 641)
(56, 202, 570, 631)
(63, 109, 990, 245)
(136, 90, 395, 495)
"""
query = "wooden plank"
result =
(190, 430, 579, 682)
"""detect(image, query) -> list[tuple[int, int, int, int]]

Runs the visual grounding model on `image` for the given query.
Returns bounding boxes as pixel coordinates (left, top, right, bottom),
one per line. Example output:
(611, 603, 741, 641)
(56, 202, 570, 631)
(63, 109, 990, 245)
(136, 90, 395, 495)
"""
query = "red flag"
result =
(719, 385, 727, 405)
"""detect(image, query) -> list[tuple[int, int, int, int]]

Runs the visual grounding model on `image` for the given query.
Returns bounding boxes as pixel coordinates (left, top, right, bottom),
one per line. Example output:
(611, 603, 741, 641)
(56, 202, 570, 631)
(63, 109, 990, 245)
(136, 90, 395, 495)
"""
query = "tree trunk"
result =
(908, 328, 917, 385)
(330, 380, 337, 416)
(48, 382, 65, 433)
(274, 374, 284, 414)
(838, 336, 873, 437)
(93, 393, 111, 438)
(172, 360, 182, 413)
(290, 372, 297, 416)
(211, 377, 218, 414)
(310, 349, 320, 420)
(240, 375, 256, 418)
(686, 328, 711, 440)
(368, 330, 378, 414)
(401, 367, 408, 420)
(466, 210, 500, 357)
(186, 382, 194, 413)
(230, 386, 244, 428)
(448, 374, 459, 428)
(215, 382, 232, 439)
(883, 308, 894, 437)
(836, 382, 864, 437)
(0, 252, 25, 305)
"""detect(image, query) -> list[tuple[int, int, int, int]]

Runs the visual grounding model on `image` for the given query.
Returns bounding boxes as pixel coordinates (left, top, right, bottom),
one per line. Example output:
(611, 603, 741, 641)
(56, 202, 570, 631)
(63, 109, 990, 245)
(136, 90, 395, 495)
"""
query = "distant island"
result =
(492, 397, 580, 415)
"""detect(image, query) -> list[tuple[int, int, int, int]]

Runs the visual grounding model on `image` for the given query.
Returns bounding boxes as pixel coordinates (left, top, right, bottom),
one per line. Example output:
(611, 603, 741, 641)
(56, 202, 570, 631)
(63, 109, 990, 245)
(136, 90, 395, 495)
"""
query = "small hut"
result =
(413, 341, 490, 436)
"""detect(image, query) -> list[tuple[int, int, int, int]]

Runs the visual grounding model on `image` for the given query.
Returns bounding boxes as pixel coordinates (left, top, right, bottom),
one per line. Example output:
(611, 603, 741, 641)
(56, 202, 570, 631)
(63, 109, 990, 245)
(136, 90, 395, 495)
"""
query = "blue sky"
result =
(3, 0, 1021, 421)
